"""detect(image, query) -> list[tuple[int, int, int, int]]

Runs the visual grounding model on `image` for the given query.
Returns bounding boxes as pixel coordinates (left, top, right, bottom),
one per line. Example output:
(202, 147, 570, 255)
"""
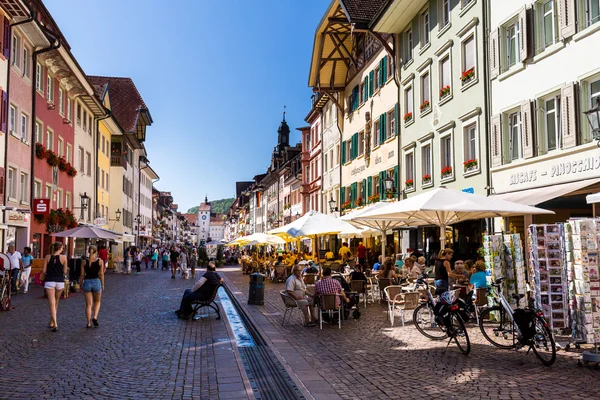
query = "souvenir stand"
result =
(528, 224, 568, 332)
(565, 219, 600, 366)
(482, 233, 527, 307)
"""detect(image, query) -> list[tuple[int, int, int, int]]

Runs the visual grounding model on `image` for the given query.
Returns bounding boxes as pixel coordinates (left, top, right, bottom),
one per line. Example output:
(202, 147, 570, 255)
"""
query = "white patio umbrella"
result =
(51, 225, 120, 240)
(354, 187, 554, 248)
(228, 232, 286, 246)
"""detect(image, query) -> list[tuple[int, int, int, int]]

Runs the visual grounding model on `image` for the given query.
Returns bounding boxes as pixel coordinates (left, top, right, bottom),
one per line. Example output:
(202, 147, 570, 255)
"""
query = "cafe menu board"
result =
(566, 219, 600, 344)
(482, 234, 526, 307)
(528, 224, 568, 332)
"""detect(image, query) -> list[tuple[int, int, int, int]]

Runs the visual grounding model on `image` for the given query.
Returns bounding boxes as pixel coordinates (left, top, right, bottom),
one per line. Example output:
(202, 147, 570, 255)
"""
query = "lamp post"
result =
(73, 192, 90, 221)
(109, 208, 121, 222)
(328, 197, 337, 214)
(134, 214, 141, 248)
(584, 96, 600, 147)
(383, 176, 396, 200)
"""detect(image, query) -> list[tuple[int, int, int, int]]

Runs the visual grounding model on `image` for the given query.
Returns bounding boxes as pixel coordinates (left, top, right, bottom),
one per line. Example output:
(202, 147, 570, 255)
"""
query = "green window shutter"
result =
(380, 171, 385, 197)
(382, 56, 387, 84)
(394, 165, 399, 197)
(380, 114, 386, 143)
(362, 179, 366, 202)
(353, 133, 358, 159)
(353, 85, 359, 110)
(351, 182, 357, 208)
(341, 187, 346, 206)
(367, 176, 372, 200)
(341, 141, 347, 164)
(363, 77, 368, 102)
(379, 58, 384, 87)
(394, 103, 399, 135)
(369, 71, 374, 97)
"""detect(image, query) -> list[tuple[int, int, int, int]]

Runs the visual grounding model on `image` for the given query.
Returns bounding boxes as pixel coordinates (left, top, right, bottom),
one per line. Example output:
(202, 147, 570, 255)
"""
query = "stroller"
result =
(331, 273, 361, 319)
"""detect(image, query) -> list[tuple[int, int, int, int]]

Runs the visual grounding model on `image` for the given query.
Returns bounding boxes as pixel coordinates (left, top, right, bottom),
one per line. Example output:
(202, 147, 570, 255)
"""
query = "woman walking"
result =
(134, 248, 142, 275)
(79, 246, 105, 328)
(42, 242, 68, 332)
(190, 249, 198, 279)
(162, 249, 170, 271)
(21, 247, 34, 293)
(151, 247, 159, 269)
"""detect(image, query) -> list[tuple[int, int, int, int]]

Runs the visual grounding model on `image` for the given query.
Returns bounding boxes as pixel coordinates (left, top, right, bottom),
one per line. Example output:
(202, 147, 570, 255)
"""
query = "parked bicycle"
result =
(412, 274, 470, 355)
(478, 277, 556, 366)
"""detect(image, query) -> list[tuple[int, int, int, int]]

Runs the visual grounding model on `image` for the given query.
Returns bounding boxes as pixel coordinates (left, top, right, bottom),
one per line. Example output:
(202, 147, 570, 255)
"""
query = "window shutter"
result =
(353, 133, 358, 159)
(489, 29, 499, 79)
(380, 114, 386, 143)
(382, 56, 387, 83)
(394, 103, 399, 135)
(521, 101, 534, 159)
(367, 176, 372, 200)
(393, 165, 399, 197)
(491, 114, 503, 167)
(363, 77, 368, 102)
(519, 7, 530, 61)
(351, 182, 357, 208)
(561, 82, 577, 149)
(341, 141, 347, 164)
(369, 71, 374, 97)
(352, 85, 359, 110)
(1, 90, 6, 133)
(340, 187, 345, 205)
(558, 0, 576, 39)
(379, 171, 385, 197)
(3, 17, 9, 59)
(362, 179, 366, 202)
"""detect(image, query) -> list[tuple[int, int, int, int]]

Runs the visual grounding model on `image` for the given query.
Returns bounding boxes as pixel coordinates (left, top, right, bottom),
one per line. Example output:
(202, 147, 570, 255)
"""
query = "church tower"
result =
(276, 108, 290, 152)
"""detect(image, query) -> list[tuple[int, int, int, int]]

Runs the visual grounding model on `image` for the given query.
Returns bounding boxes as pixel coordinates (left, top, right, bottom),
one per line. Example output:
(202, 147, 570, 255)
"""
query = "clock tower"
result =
(197, 195, 211, 245)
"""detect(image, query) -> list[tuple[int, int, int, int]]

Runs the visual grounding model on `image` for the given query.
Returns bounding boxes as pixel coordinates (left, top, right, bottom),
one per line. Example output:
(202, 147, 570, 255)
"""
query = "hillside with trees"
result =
(187, 198, 235, 215)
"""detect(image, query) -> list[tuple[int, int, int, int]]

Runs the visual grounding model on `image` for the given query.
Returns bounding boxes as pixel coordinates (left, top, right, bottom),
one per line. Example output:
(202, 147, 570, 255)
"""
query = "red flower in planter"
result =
(46, 151, 60, 167)
(58, 156, 69, 172)
(420, 100, 430, 111)
(441, 166, 453, 177)
(35, 143, 48, 160)
(405, 179, 414, 187)
(403, 112, 413, 122)
(461, 68, 475, 83)
(423, 174, 432, 182)
(439, 86, 451, 98)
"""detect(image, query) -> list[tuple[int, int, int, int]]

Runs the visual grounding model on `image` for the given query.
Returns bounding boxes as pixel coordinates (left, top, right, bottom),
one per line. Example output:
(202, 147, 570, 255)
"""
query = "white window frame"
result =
(373, 175, 380, 197)
(421, 141, 433, 187)
(66, 97, 72, 122)
(539, 92, 561, 153)
(440, 129, 454, 181)
(404, 84, 414, 124)
(405, 28, 413, 63)
(11, 34, 20, 68)
(386, 109, 395, 140)
(503, 19, 521, 71)
(20, 112, 28, 142)
(537, 0, 557, 53)
(374, 66, 381, 91)
(7, 167, 17, 201)
(421, 9, 430, 47)
(441, 0, 451, 29)
(9, 104, 16, 134)
(507, 110, 523, 161)
(66, 192, 72, 210)
(35, 120, 42, 143)
(405, 150, 415, 191)
(19, 171, 28, 204)
(47, 73, 54, 103)
(35, 63, 43, 92)
(34, 179, 42, 199)
(22, 47, 29, 78)
(460, 32, 477, 85)
(438, 50, 452, 101)
(463, 118, 480, 174)
(358, 131, 365, 155)
(45, 184, 52, 200)
(58, 88, 64, 115)
(57, 189, 63, 209)
(420, 70, 431, 112)
(66, 143, 72, 164)
(583, 0, 600, 28)
(57, 137, 64, 157)
(46, 128, 54, 151)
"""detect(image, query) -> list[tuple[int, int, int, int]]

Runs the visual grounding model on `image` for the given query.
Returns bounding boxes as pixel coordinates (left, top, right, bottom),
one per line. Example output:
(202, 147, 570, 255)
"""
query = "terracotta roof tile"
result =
(87, 76, 149, 132)
(339, 0, 388, 24)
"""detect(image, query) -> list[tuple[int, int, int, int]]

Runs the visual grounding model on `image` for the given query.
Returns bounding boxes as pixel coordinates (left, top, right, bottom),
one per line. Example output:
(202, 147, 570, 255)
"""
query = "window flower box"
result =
(460, 68, 475, 84)
(341, 200, 352, 211)
(58, 156, 69, 172)
(439, 86, 451, 99)
(46, 151, 60, 167)
(405, 179, 414, 189)
(441, 166, 453, 179)
(66, 165, 78, 177)
(368, 194, 380, 203)
(355, 197, 364, 207)
(422, 174, 431, 184)
(463, 158, 478, 172)
(419, 100, 430, 111)
(403, 112, 413, 123)
(35, 143, 48, 160)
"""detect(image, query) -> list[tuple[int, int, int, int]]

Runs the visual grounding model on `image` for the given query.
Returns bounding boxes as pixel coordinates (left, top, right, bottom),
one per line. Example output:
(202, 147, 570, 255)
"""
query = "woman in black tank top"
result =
(434, 248, 454, 293)
(42, 242, 67, 332)
(79, 246, 105, 328)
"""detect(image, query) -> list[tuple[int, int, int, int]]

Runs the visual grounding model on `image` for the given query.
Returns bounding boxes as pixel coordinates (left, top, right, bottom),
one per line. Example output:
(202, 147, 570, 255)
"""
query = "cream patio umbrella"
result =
(228, 232, 286, 246)
(354, 187, 554, 249)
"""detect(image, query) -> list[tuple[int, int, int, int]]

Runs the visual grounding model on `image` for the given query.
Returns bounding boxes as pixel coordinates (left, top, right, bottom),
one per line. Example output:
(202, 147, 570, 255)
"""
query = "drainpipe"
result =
(30, 27, 61, 208)
(94, 111, 111, 220)
(482, 0, 493, 233)
(2, 10, 35, 248)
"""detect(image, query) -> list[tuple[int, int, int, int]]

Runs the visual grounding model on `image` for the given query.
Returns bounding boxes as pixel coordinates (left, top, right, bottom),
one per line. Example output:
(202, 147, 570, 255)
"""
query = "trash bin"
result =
(248, 273, 265, 305)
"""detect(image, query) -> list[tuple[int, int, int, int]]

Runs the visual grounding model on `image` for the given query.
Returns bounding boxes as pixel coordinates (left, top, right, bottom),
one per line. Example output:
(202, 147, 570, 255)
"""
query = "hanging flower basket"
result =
(420, 100, 430, 111)
(441, 166, 453, 179)
(58, 156, 69, 172)
(463, 159, 478, 172)
(405, 179, 414, 189)
(35, 143, 48, 160)
(46, 151, 60, 167)
(66, 165, 78, 177)
(422, 174, 432, 184)
(368, 194, 380, 203)
(403, 112, 413, 123)
(439, 86, 451, 98)
(460, 68, 475, 83)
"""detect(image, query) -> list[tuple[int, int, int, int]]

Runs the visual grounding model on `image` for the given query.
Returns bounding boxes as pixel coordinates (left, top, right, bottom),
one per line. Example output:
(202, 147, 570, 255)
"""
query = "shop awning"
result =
(122, 234, 135, 243)
(492, 178, 600, 206)
(586, 192, 600, 204)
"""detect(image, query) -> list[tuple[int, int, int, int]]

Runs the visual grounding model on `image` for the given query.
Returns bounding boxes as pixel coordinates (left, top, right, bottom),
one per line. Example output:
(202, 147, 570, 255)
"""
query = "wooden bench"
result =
(190, 284, 221, 320)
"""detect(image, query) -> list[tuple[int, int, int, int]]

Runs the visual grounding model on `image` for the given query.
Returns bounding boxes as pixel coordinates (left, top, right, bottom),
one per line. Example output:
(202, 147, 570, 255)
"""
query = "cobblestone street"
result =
(0, 268, 250, 400)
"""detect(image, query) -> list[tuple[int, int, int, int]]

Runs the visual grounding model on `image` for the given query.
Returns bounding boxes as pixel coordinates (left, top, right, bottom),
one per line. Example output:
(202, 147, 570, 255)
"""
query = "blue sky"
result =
(45, 0, 327, 212)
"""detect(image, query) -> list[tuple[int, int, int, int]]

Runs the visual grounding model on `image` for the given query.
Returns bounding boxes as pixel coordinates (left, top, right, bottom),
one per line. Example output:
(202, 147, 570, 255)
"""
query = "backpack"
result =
(512, 309, 537, 344)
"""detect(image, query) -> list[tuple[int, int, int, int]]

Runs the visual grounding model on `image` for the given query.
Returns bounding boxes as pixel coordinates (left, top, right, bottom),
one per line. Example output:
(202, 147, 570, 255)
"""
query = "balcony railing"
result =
(111, 155, 127, 168)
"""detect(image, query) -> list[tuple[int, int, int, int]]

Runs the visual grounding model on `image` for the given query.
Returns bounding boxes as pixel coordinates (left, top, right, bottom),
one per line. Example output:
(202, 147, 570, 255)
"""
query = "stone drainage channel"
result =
(218, 286, 306, 400)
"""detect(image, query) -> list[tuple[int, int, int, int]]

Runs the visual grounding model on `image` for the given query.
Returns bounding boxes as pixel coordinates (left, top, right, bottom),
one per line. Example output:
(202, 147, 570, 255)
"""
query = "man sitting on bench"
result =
(176, 261, 223, 320)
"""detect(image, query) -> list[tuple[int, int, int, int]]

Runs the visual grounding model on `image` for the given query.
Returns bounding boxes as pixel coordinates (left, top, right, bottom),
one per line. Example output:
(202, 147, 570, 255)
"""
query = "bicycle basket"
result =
(513, 309, 536, 344)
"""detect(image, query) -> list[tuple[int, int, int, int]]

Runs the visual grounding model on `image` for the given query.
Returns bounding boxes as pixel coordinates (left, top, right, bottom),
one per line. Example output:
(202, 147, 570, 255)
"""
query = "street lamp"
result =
(328, 197, 337, 213)
(384, 176, 396, 199)
(584, 96, 600, 146)
(109, 208, 121, 222)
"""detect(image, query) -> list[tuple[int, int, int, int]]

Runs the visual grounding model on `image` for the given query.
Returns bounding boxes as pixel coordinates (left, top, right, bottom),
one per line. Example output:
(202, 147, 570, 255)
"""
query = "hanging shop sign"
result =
(94, 217, 107, 226)
(33, 198, 51, 215)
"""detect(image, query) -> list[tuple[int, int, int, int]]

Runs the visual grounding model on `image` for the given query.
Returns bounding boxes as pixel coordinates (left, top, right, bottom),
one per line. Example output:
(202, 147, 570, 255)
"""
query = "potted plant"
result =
(422, 174, 432, 184)
(463, 159, 478, 172)
(461, 68, 475, 83)
(46, 151, 60, 167)
(35, 143, 48, 160)
(355, 197, 364, 207)
(439, 86, 451, 98)
(58, 156, 69, 172)
(341, 200, 352, 211)
(441, 166, 453, 179)
(405, 179, 414, 189)
(368, 194, 380, 203)
(403, 111, 413, 123)
(420, 100, 430, 111)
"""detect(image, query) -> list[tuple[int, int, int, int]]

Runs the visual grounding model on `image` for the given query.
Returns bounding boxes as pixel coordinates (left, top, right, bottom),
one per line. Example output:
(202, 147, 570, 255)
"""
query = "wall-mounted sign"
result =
(33, 199, 50, 215)
(94, 217, 107, 226)
(7, 211, 29, 227)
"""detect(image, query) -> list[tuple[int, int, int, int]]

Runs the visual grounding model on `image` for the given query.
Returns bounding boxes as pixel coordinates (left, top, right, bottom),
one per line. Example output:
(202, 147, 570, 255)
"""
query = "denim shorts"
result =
(82, 278, 102, 293)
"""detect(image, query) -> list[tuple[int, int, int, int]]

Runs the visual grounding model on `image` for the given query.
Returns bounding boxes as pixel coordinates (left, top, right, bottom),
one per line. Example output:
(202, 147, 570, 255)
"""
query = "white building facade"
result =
(321, 96, 342, 216)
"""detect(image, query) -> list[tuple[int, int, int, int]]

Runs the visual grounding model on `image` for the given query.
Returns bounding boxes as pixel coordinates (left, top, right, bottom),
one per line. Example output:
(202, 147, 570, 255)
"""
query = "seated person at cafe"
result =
(469, 260, 488, 291)
(176, 262, 223, 320)
(286, 265, 318, 327)
(380, 257, 396, 280)
(394, 254, 404, 273)
(464, 259, 475, 274)
(324, 248, 335, 261)
(339, 242, 351, 261)
(405, 257, 422, 279)
(302, 261, 319, 275)
(416, 256, 426, 272)
(315, 267, 350, 307)
(450, 260, 470, 286)
(372, 255, 383, 271)
(349, 265, 368, 283)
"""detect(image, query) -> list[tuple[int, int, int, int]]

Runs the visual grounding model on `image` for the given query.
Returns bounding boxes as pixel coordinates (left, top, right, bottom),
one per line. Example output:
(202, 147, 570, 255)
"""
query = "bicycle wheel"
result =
(531, 317, 556, 366)
(413, 302, 447, 340)
(478, 307, 517, 349)
(0, 283, 10, 311)
(450, 313, 471, 355)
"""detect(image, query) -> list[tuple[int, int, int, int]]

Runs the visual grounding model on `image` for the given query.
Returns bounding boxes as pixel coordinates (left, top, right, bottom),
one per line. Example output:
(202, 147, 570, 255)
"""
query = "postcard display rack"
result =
(482, 234, 527, 307)
(528, 224, 568, 332)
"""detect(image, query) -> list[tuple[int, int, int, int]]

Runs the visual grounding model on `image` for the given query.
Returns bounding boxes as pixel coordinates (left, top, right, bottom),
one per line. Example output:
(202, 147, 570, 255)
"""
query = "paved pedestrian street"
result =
(2, 266, 600, 400)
